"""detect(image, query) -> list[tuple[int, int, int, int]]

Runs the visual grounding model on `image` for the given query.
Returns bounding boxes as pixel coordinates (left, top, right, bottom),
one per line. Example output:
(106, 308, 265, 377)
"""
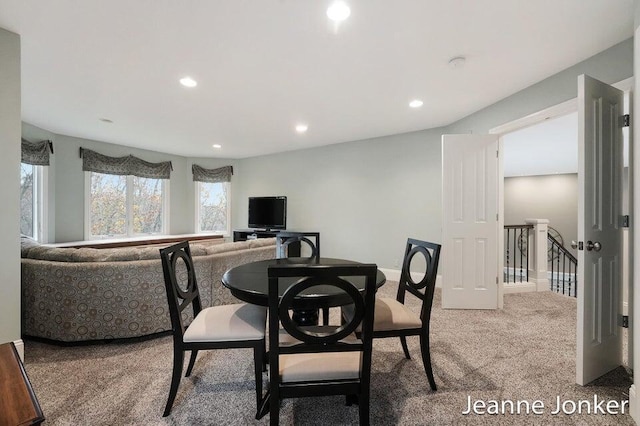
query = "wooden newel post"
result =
(525, 218, 549, 292)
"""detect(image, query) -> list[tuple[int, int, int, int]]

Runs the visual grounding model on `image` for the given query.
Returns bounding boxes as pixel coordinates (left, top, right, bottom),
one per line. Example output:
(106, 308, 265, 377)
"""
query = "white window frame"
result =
(84, 172, 169, 240)
(194, 181, 231, 237)
(20, 163, 48, 242)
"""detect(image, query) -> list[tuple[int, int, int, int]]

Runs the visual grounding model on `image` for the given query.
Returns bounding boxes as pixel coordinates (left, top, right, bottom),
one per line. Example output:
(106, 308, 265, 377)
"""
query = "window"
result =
(196, 181, 230, 235)
(86, 172, 168, 239)
(20, 163, 46, 241)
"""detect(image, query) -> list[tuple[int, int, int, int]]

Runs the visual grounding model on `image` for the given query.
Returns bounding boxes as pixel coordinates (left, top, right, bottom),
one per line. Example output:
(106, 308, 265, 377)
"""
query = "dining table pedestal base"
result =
(291, 308, 319, 326)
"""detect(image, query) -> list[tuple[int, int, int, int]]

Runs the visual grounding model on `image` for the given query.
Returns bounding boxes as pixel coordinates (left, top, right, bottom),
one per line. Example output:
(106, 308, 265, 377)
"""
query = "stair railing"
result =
(504, 224, 533, 283)
(547, 233, 578, 297)
(503, 220, 578, 298)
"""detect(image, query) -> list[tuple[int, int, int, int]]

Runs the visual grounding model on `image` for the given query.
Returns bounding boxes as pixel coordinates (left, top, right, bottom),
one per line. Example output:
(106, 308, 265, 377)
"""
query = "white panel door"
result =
(576, 74, 624, 385)
(442, 134, 500, 309)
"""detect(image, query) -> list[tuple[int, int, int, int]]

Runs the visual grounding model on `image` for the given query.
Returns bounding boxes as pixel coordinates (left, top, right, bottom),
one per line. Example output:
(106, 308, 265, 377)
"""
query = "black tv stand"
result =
(232, 229, 300, 257)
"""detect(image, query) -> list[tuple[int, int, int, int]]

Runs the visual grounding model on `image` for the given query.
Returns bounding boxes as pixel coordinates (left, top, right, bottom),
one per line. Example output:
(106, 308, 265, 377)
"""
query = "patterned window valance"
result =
(80, 148, 172, 179)
(192, 164, 233, 183)
(21, 138, 53, 166)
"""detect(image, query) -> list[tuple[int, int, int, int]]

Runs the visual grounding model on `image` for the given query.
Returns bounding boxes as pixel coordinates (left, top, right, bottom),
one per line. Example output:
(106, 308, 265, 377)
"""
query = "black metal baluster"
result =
(551, 245, 560, 293)
(513, 229, 517, 283)
(569, 262, 573, 297)
(526, 228, 529, 282)
(562, 253, 566, 295)
(505, 229, 510, 283)
(518, 231, 523, 282)
(551, 241, 558, 291)
(553, 244, 557, 292)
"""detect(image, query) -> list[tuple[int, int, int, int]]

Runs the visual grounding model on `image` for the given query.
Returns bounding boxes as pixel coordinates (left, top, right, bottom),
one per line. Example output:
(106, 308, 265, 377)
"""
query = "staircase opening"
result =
(501, 108, 631, 367)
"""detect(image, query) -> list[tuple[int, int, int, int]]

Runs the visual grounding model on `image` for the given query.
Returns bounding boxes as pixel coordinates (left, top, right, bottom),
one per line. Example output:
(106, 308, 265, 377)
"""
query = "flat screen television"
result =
(248, 196, 287, 230)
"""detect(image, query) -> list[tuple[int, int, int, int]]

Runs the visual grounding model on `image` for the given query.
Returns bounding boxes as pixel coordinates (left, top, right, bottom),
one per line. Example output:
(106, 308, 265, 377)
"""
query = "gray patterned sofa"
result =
(20, 237, 277, 343)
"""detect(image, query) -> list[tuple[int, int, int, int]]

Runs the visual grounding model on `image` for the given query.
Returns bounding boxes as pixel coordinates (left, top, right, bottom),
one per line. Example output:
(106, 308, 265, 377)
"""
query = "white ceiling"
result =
(503, 112, 578, 177)
(0, 0, 634, 159)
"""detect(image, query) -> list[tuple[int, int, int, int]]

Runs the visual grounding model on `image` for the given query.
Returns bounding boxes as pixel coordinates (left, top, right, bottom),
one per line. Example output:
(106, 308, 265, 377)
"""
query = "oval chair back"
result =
(266, 263, 377, 425)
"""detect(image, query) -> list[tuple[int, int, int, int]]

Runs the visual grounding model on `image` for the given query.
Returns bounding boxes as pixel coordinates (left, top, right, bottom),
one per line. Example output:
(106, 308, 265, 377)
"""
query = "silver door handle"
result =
(585, 241, 602, 252)
(571, 240, 578, 249)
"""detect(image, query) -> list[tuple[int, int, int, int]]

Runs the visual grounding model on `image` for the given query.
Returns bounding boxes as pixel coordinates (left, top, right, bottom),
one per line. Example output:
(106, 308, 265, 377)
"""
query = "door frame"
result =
(488, 76, 633, 381)
(489, 77, 634, 282)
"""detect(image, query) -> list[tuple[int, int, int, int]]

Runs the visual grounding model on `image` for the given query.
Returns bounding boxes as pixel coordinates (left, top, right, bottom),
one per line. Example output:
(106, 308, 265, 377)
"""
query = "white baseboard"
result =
(13, 339, 24, 362)
(504, 282, 537, 294)
(379, 268, 400, 282)
(530, 277, 550, 292)
(536, 280, 550, 292)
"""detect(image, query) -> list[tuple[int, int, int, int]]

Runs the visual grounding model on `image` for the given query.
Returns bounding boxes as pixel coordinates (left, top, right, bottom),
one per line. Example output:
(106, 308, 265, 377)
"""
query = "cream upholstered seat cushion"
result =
(344, 297, 422, 332)
(183, 303, 266, 342)
(275, 329, 361, 382)
(279, 352, 361, 382)
(372, 297, 422, 330)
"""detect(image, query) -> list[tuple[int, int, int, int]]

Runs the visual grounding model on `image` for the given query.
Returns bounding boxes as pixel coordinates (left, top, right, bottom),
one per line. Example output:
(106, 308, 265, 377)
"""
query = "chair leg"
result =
(358, 392, 370, 426)
(345, 394, 358, 406)
(419, 332, 437, 391)
(185, 350, 198, 377)
(254, 345, 264, 410)
(262, 340, 268, 372)
(400, 336, 411, 359)
(269, 390, 279, 426)
(163, 347, 185, 417)
(256, 389, 270, 420)
(322, 307, 329, 325)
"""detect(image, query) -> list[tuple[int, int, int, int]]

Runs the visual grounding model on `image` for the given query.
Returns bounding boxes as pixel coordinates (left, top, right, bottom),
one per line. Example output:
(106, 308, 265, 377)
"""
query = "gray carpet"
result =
(23, 284, 633, 425)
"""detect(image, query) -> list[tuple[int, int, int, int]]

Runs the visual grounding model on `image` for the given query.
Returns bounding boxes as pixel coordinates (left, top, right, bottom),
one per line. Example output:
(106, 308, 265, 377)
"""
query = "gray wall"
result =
(0, 28, 21, 344)
(234, 128, 444, 268)
(504, 174, 578, 257)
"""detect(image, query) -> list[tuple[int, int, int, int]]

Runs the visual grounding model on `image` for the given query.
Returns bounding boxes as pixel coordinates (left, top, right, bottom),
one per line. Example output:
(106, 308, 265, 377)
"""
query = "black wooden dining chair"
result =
(264, 263, 377, 425)
(275, 231, 330, 325)
(159, 241, 267, 416)
(343, 238, 441, 391)
(275, 231, 320, 259)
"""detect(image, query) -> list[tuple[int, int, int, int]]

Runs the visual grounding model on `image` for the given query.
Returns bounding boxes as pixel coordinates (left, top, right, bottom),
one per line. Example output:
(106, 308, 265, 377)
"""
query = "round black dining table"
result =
(222, 257, 386, 325)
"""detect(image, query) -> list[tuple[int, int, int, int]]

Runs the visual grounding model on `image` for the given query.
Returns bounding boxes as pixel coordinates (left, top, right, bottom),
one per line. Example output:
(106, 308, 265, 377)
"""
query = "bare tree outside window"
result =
(89, 172, 166, 238)
(20, 163, 34, 237)
(199, 182, 228, 233)
(133, 176, 163, 234)
(90, 173, 126, 237)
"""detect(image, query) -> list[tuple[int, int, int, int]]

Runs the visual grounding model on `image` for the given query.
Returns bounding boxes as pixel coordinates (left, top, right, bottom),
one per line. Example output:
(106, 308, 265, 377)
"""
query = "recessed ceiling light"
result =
(295, 124, 308, 133)
(212, 144, 222, 149)
(99, 117, 113, 123)
(179, 76, 197, 87)
(327, 1, 351, 22)
(448, 56, 466, 68)
(409, 100, 424, 108)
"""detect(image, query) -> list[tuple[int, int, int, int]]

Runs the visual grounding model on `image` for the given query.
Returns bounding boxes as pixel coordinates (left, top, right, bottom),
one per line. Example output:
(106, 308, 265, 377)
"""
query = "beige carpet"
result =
(22, 285, 633, 425)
